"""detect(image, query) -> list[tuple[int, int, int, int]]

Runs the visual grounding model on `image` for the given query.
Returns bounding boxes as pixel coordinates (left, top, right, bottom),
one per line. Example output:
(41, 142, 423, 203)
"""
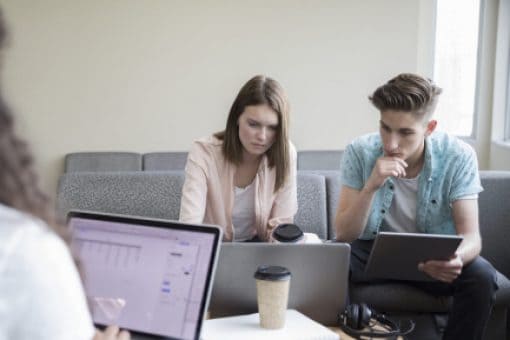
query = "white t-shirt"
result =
(0, 204, 95, 340)
(383, 176, 478, 233)
(232, 181, 256, 241)
(383, 176, 420, 233)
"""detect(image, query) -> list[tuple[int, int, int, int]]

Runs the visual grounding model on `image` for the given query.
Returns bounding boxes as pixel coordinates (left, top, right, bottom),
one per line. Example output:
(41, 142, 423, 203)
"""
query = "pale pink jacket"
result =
(179, 135, 298, 242)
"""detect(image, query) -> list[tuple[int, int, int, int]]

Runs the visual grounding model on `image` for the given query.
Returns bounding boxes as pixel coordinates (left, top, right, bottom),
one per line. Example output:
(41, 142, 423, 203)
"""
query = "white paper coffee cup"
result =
(254, 265, 291, 329)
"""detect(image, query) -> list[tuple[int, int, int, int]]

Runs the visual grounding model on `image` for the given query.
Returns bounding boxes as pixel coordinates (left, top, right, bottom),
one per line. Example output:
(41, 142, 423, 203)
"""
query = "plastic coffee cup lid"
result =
(273, 223, 304, 242)
(254, 265, 291, 281)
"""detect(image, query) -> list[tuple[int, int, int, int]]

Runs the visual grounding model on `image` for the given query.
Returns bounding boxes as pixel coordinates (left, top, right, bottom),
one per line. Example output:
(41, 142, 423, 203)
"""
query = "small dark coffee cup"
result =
(272, 223, 304, 243)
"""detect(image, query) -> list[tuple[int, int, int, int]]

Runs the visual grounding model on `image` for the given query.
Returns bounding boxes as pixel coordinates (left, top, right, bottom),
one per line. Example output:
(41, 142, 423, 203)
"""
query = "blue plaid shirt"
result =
(341, 131, 483, 240)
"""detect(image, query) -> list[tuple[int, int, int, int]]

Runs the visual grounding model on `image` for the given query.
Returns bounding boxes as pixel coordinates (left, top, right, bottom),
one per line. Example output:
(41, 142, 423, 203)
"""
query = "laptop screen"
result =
(68, 211, 221, 340)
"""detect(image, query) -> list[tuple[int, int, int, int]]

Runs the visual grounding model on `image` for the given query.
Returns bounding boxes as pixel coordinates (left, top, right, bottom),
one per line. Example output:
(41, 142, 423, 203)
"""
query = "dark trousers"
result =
(350, 239, 498, 340)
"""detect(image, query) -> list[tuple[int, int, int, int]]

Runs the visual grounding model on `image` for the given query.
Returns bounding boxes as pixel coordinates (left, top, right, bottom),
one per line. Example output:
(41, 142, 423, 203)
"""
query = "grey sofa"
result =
(58, 151, 510, 339)
(64, 150, 345, 172)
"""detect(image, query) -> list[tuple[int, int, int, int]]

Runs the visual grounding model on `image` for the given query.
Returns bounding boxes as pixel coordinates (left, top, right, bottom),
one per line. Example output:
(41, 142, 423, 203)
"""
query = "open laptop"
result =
(365, 231, 463, 281)
(208, 242, 350, 326)
(68, 211, 222, 340)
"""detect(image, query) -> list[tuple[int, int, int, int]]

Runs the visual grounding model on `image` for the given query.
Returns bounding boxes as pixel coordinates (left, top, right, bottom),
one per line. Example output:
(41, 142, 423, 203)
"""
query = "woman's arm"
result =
(179, 151, 208, 224)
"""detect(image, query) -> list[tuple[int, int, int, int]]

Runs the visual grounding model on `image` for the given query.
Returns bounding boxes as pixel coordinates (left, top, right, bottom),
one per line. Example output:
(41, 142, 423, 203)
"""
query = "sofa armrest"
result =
(479, 171, 510, 278)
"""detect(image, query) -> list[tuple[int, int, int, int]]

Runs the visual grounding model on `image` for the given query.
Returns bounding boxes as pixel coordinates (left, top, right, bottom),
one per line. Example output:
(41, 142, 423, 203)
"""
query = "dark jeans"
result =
(350, 239, 498, 340)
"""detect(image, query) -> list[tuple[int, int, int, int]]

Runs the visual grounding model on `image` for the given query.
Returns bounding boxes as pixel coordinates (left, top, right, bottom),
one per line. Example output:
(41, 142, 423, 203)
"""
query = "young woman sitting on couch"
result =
(179, 75, 297, 242)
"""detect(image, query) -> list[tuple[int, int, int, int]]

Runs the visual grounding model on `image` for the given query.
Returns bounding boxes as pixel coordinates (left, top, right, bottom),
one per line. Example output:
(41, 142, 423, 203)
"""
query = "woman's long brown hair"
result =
(0, 11, 66, 239)
(216, 75, 291, 192)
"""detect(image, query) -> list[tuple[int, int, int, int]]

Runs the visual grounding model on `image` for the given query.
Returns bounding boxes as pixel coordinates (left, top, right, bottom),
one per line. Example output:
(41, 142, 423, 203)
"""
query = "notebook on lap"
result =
(208, 243, 350, 326)
(68, 211, 222, 340)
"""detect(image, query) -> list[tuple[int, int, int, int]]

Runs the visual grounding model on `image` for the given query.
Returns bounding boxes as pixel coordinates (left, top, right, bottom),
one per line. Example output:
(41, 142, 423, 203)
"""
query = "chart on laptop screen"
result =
(70, 216, 216, 339)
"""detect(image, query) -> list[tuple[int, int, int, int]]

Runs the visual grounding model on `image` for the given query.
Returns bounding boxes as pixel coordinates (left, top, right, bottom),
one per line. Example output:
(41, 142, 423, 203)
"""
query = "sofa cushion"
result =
(295, 173, 328, 239)
(143, 152, 188, 170)
(350, 269, 510, 313)
(57, 171, 184, 220)
(64, 152, 142, 172)
(297, 150, 344, 170)
(300, 171, 341, 239)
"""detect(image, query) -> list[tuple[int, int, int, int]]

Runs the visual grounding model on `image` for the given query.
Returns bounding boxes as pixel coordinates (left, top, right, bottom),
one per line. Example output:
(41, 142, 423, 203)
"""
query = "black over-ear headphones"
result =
(338, 303, 415, 339)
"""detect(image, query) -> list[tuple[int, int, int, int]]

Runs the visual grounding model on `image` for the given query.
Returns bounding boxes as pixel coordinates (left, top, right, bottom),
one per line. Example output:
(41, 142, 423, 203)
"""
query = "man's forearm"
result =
(457, 233, 482, 265)
(335, 187, 377, 242)
(451, 199, 482, 265)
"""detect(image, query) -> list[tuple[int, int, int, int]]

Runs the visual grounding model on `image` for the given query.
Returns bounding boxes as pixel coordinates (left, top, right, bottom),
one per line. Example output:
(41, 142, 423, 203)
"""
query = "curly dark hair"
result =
(0, 11, 64, 237)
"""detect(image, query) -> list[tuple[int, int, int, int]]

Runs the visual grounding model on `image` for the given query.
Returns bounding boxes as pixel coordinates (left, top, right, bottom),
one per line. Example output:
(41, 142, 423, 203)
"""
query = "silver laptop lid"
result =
(68, 211, 222, 340)
(209, 243, 350, 326)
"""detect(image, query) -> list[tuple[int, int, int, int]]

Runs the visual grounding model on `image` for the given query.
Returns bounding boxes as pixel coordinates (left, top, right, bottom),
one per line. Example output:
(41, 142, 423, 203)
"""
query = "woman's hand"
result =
(93, 325, 130, 340)
(418, 254, 463, 283)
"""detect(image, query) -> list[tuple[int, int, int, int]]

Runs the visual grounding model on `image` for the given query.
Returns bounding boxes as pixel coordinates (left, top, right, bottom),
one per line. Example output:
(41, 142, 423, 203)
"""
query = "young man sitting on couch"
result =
(334, 73, 498, 340)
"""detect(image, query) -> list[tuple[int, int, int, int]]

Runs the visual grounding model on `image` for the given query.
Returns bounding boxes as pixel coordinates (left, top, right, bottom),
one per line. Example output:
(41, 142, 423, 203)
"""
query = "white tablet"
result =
(364, 232, 463, 281)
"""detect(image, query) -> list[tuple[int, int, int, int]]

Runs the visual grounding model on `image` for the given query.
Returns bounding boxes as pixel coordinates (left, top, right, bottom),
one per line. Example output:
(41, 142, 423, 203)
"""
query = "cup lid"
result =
(254, 265, 291, 281)
(273, 223, 304, 242)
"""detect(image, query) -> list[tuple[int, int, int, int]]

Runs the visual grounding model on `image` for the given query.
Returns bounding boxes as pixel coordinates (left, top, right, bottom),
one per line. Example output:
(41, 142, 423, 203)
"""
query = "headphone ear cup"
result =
(346, 304, 360, 329)
(360, 303, 373, 328)
(340, 303, 414, 338)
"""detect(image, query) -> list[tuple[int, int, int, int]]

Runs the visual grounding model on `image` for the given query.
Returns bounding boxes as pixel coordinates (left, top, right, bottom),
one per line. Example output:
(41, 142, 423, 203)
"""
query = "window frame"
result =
(504, 46, 510, 141)
(470, 0, 485, 141)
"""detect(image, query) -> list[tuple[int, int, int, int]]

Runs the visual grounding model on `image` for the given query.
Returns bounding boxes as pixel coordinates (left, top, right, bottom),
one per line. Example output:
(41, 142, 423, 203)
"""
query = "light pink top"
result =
(179, 135, 298, 241)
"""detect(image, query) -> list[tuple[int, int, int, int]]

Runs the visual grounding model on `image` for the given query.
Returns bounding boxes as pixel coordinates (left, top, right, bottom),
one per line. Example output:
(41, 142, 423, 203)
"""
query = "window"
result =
(433, 0, 481, 137)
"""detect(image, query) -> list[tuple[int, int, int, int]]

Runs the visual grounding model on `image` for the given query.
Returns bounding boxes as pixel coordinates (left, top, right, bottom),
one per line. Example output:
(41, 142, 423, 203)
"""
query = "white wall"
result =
(0, 0, 433, 196)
